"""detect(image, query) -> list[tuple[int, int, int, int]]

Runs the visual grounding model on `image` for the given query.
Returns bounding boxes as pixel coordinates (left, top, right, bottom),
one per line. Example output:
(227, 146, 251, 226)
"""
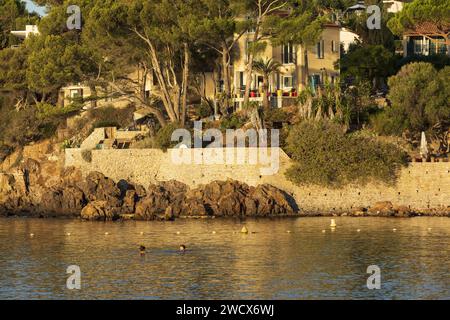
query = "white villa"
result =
(10, 25, 39, 40)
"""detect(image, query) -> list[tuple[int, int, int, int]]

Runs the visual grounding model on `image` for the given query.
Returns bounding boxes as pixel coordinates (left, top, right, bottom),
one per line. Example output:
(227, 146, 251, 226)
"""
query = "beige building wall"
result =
(305, 25, 341, 87)
(205, 24, 341, 100)
(340, 28, 359, 52)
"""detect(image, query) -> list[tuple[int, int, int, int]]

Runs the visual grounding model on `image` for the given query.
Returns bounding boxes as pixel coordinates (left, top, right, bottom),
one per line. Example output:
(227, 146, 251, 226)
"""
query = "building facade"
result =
(217, 24, 341, 110)
(402, 22, 450, 57)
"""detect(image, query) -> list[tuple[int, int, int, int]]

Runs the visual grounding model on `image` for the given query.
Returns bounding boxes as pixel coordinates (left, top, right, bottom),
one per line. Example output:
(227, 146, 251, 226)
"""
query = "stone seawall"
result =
(65, 148, 450, 213)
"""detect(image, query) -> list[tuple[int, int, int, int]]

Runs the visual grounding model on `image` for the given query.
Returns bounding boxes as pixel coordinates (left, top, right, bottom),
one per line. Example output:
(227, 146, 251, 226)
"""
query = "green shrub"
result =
(278, 125, 290, 149)
(380, 63, 450, 135)
(285, 120, 408, 188)
(340, 44, 396, 88)
(0, 101, 82, 157)
(153, 123, 183, 151)
(93, 120, 121, 128)
(265, 108, 290, 123)
(88, 105, 135, 129)
(369, 108, 407, 136)
(36, 102, 81, 120)
(396, 54, 450, 72)
(0, 105, 59, 152)
(38, 121, 58, 139)
(195, 102, 213, 119)
(61, 139, 81, 149)
(220, 113, 247, 130)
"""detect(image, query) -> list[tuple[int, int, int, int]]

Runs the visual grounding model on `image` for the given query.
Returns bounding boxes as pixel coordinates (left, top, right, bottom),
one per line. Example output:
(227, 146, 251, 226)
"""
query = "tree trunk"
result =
(151, 108, 167, 127)
(262, 75, 269, 112)
(221, 44, 231, 111)
(181, 42, 189, 127)
(141, 64, 148, 101)
(147, 41, 178, 122)
(244, 23, 261, 106)
(88, 83, 97, 109)
(304, 48, 310, 89)
(31, 92, 38, 105)
(57, 90, 64, 108)
(244, 54, 254, 107)
(141, 102, 168, 128)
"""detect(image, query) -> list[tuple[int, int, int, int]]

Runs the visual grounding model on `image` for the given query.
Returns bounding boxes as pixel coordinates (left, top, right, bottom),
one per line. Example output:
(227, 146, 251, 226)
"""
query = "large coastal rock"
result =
(179, 180, 297, 217)
(368, 201, 396, 216)
(78, 171, 121, 202)
(81, 200, 121, 221)
(40, 186, 86, 216)
(135, 180, 188, 220)
(368, 201, 415, 217)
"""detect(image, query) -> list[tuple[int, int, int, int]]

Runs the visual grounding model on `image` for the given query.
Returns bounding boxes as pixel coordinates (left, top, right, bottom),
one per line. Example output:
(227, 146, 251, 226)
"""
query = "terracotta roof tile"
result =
(404, 21, 450, 36)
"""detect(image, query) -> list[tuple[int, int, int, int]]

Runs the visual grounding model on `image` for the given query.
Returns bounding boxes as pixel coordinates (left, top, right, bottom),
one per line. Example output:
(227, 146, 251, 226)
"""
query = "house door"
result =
(309, 75, 321, 93)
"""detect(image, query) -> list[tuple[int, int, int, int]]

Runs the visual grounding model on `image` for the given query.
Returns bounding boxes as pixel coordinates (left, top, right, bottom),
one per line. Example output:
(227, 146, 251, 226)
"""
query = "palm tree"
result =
(296, 77, 352, 130)
(252, 58, 282, 111)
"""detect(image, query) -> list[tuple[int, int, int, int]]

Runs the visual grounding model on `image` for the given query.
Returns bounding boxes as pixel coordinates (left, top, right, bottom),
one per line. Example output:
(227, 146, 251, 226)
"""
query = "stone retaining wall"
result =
(65, 148, 450, 212)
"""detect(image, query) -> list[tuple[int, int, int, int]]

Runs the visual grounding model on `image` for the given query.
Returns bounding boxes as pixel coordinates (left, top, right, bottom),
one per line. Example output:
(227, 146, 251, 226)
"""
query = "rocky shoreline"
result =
(0, 160, 448, 220)
(0, 165, 301, 220)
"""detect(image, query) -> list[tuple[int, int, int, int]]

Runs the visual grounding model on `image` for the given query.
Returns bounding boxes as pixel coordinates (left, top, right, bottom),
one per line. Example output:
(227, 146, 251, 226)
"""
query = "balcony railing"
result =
(233, 92, 297, 109)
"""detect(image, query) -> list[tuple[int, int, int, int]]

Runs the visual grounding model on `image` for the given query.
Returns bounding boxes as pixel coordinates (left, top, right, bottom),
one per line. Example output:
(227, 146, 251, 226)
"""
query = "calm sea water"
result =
(0, 217, 448, 300)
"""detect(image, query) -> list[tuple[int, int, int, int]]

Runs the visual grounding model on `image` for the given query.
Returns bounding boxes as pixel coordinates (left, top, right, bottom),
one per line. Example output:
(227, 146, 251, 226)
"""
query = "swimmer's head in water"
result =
(179, 245, 186, 252)
(139, 245, 146, 254)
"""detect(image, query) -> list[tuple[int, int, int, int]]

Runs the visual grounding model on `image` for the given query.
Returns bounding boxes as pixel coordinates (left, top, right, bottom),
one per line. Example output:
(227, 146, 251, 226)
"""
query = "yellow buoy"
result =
(330, 219, 337, 228)
(240, 226, 249, 234)
(105, 232, 110, 235)
(176, 231, 181, 235)
(357, 229, 361, 233)
(322, 230, 326, 233)
(287, 230, 292, 234)
(392, 228, 397, 232)
(212, 231, 216, 234)
(30, 233, 35, 237)
(427, 228, 432, 231)
(66, 233, 72, 236)
(140, 232, 144, 235)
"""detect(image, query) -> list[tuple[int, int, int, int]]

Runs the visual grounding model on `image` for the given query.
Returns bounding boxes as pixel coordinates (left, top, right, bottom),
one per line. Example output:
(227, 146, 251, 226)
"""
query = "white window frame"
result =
(283, 75, 294, 89)
(282, 43, 295, 64)
(331, 40, 337, 53)
(70, 89, 82, 99)
(317, 40, 325, 59)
